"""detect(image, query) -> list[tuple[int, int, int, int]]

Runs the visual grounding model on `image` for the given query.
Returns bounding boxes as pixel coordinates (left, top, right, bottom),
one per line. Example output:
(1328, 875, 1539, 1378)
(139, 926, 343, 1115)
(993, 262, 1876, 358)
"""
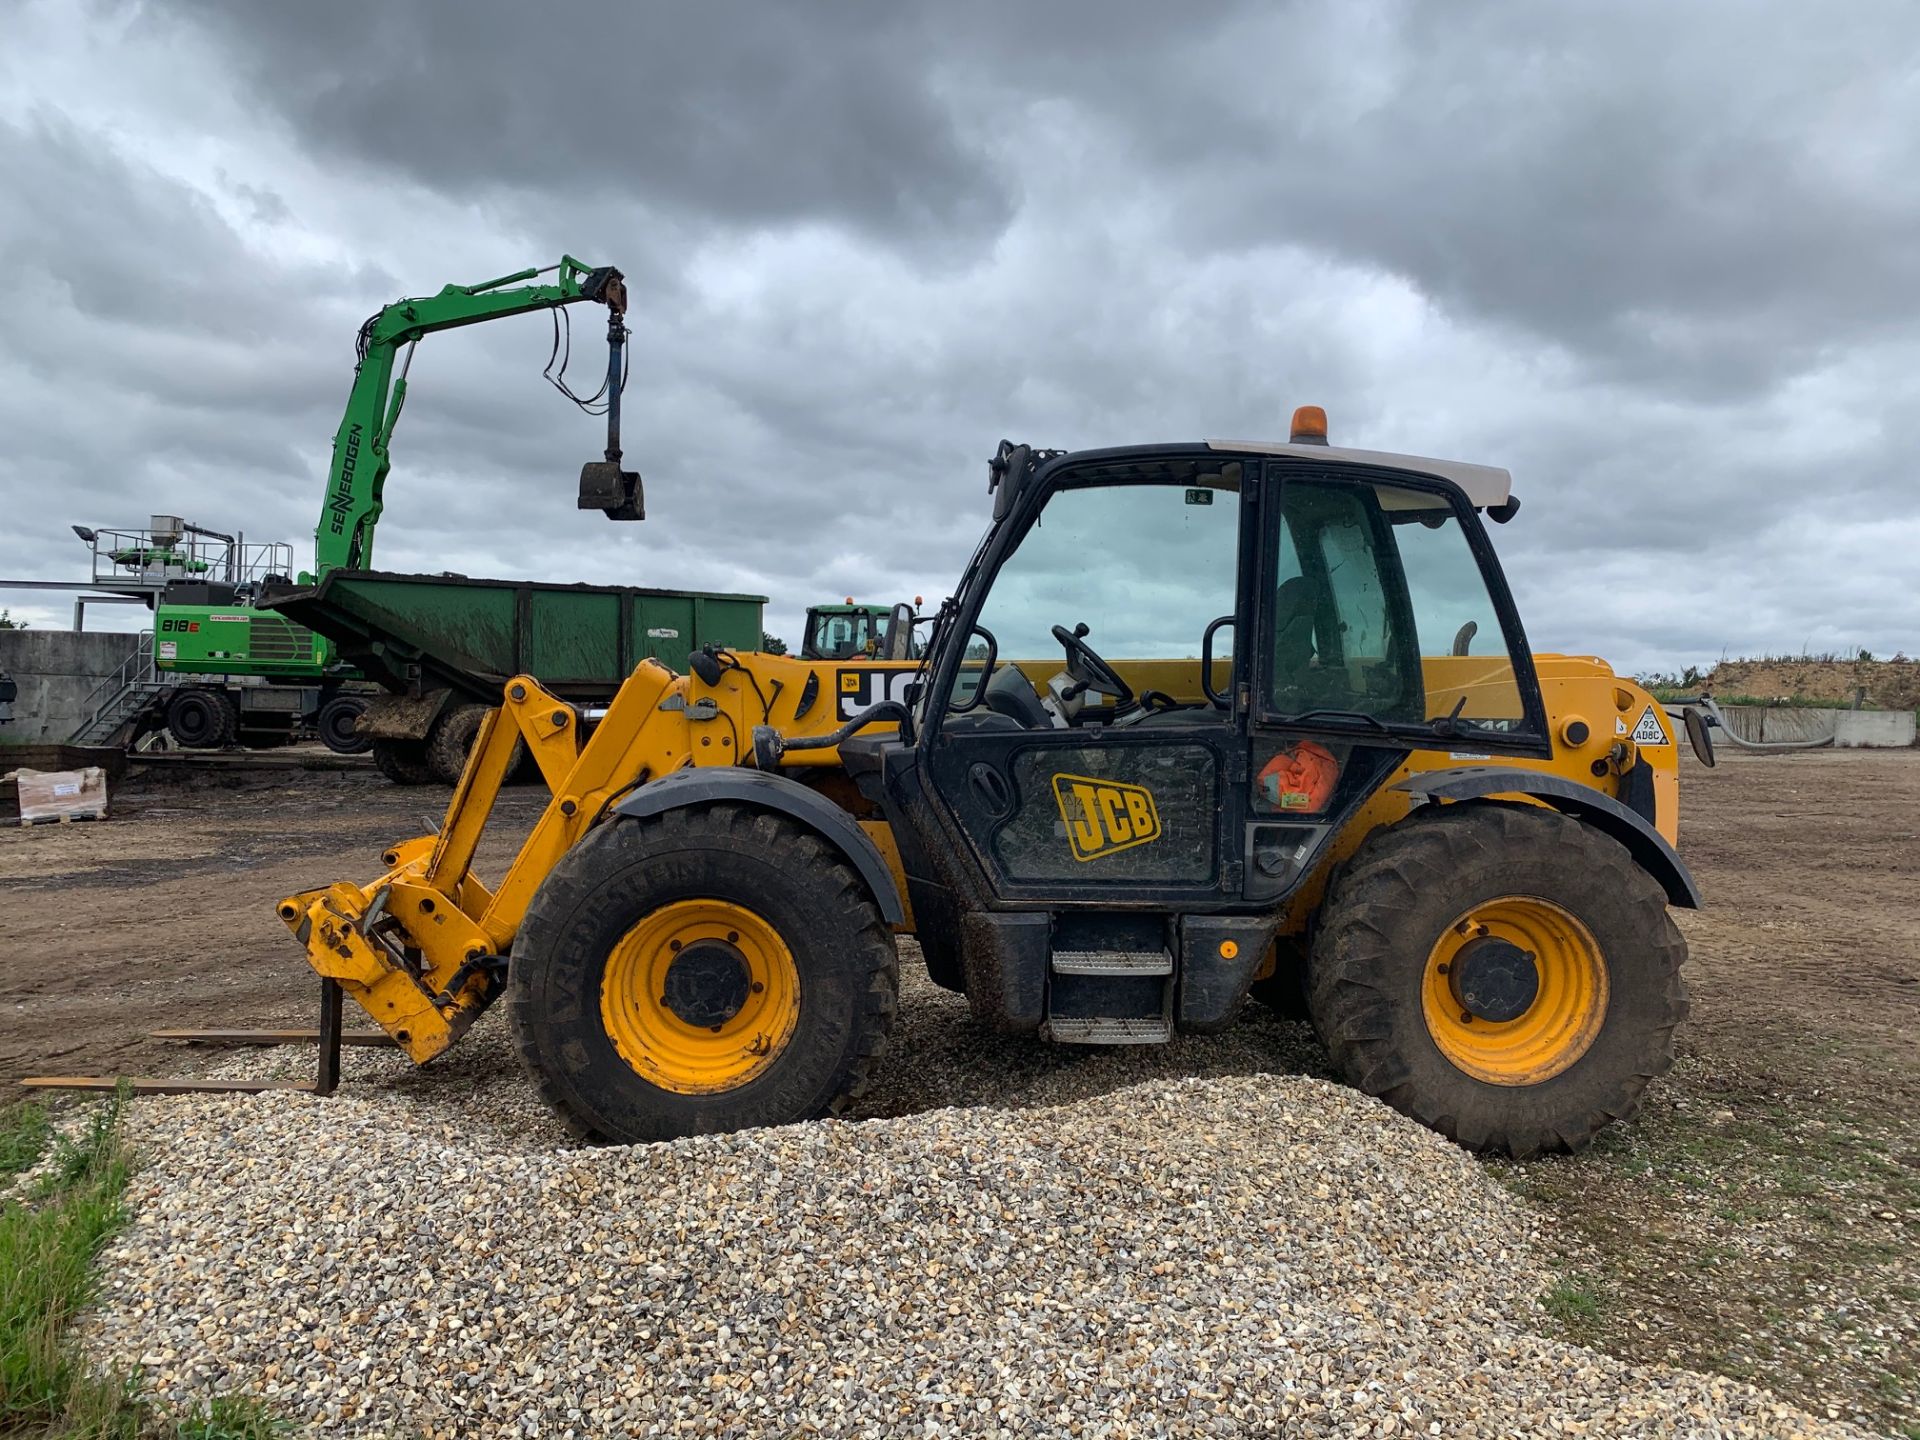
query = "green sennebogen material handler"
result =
(138, 258, 677, 757)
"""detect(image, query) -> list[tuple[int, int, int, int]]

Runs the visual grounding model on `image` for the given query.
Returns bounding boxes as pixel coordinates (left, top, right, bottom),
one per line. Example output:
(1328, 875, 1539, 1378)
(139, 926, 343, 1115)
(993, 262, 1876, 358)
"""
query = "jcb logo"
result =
(1052, 773, 1161, 862)
(836, 667, 915, 720)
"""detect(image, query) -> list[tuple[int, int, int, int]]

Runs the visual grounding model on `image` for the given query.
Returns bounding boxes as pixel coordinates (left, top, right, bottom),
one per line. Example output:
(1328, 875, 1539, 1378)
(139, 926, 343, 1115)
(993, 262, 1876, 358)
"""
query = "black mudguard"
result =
(1394, 766, 1701, 909)
(611, 767, 907, 925)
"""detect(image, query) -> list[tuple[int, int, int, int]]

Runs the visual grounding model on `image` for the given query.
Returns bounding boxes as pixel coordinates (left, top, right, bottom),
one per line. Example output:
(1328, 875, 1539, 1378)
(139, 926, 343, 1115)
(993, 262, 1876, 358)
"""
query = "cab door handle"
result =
(969, 763, 1014, 816)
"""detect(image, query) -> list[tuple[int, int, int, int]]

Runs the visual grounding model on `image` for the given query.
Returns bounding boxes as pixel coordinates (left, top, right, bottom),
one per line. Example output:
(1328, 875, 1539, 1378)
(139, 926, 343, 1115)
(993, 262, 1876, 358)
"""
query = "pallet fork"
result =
(19, 978, 393, 1097)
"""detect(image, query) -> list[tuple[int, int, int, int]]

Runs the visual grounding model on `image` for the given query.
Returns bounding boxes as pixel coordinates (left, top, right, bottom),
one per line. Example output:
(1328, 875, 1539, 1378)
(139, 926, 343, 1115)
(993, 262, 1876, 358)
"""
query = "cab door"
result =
(916, 457, 1256, 906)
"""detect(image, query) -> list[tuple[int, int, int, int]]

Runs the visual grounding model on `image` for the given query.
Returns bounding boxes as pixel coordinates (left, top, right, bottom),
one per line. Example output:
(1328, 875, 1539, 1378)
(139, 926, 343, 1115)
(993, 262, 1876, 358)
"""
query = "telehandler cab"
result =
(32, 411, 1697, 1159)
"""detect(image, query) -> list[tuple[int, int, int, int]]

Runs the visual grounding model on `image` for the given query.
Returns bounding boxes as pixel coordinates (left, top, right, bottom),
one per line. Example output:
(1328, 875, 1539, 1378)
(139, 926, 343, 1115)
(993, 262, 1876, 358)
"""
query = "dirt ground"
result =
(1, 747, 1916, 1433)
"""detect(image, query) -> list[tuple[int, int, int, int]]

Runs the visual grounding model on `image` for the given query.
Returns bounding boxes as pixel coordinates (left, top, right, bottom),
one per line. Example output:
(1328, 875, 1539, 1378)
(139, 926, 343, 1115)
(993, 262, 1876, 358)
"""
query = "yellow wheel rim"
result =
(599, 899, 800, 1095)
(1421, 896, 1608, 1086)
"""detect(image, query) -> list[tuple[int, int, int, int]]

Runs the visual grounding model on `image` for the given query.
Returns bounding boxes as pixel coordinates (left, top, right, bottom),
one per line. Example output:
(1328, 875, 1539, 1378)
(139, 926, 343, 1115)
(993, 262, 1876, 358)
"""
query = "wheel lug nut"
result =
(751, 981, 764, 993)
(1460, 1010, 1474, 1024)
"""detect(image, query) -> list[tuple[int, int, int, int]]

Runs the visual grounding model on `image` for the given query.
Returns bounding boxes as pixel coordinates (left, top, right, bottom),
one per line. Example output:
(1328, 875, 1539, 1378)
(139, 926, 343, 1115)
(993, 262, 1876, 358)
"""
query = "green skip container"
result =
(264, 569, 767, 710)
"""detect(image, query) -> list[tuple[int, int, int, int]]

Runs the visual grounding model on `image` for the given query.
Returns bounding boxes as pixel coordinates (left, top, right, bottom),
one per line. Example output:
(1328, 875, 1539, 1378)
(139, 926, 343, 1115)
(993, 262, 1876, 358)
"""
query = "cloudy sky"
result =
(2, 0, 1916, 673)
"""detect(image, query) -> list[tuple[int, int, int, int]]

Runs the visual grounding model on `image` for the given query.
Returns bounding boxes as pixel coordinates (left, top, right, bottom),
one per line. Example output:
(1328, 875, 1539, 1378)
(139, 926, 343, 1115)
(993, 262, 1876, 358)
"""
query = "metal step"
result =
(1046, 1015, 1174, 1045)
(1051, 949, 1174, 976)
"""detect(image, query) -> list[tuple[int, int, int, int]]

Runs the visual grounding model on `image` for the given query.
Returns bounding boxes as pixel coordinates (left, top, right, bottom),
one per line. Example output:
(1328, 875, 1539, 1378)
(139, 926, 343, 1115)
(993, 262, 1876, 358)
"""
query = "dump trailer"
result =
(263, 570, 767, 784)
(34, 412, 1703, 1160)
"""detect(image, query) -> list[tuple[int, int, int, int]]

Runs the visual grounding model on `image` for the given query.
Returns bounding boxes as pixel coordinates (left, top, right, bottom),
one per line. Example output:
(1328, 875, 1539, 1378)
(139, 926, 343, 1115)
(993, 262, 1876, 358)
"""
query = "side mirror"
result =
(881, 602, 916, 661)
(1681, 705, 1716, 768)
(950, 626, 999, 712)
(988, 441, 1031, 523)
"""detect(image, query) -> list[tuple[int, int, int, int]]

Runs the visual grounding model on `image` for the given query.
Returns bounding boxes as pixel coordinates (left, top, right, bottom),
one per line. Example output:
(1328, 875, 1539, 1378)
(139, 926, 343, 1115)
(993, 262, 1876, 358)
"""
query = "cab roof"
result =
(1205, 438, 1512, 508)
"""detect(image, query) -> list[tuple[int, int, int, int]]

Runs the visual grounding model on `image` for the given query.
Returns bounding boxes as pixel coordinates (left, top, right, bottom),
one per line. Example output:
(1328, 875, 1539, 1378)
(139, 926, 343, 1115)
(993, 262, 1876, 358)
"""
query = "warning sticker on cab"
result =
(1631, 705, 1670, 744)
(158, 641, 177, 660)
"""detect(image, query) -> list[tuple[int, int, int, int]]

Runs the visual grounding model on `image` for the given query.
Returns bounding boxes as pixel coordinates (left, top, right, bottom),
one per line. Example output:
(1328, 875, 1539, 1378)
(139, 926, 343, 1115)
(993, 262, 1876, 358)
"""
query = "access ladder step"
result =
(1047, 1016, 1174, 1045)
(1050, 949, 1174, 977)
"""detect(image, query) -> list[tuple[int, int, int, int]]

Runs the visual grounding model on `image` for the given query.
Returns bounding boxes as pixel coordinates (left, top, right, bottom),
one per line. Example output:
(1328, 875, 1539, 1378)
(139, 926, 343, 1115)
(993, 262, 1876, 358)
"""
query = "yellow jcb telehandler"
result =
(37, 410, 1706, 1159)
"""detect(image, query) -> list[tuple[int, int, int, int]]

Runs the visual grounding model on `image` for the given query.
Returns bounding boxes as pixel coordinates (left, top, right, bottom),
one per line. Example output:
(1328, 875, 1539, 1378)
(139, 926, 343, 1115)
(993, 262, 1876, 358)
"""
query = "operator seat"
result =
(1268, 574, 1325, 712)
(1273, 576, 1317, 676)
(982, 663, 1052, 728)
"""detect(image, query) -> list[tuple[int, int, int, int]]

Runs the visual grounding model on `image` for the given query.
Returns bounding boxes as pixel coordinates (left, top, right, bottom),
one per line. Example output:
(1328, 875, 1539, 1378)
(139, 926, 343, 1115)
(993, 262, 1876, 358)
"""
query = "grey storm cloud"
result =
(2, 0, 1917, 672)
(155, 0, 1020, 250)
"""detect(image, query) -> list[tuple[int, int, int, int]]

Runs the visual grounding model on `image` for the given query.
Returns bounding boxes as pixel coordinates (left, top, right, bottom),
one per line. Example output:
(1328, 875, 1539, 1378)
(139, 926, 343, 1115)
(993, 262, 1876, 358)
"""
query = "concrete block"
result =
(1715, 703, 1916, 748)
(1833, 709, 1917, 748)
(0, 629, 143, 745)
(1715, 705, 1767, 743)
(1759, 707, 1837, 745)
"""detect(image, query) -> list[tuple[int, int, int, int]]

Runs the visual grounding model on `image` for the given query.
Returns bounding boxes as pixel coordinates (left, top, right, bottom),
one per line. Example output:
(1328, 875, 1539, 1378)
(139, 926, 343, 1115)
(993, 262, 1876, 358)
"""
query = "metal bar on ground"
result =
(147, 1028, 394, 1048)
(314, 977, 344, 1098)
(19, 1077, 318, 1094)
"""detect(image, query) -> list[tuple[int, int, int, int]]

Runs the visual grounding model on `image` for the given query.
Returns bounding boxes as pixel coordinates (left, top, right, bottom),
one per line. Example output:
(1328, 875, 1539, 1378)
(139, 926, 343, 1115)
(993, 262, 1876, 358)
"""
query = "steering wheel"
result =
(1051, 623, 1135, 712)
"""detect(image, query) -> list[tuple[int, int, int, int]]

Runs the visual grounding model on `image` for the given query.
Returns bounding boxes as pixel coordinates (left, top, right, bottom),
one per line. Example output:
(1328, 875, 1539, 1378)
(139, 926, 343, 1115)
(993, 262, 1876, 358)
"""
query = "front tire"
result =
(1308, 803, 1688, 1159)
(165, 688, 236, 749)
(509, 804, 899, 1143)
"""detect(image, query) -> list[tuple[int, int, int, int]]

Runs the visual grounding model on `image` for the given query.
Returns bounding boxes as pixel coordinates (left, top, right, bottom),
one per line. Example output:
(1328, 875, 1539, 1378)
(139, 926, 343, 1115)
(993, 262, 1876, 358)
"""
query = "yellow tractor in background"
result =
(273, 409, 1700, 1158)
(35, 411, 1699, 1160)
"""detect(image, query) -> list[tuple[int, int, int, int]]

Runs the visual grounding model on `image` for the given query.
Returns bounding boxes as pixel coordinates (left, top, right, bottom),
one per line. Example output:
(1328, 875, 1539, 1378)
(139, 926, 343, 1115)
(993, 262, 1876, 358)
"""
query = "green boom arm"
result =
(308, 256, 626, 580)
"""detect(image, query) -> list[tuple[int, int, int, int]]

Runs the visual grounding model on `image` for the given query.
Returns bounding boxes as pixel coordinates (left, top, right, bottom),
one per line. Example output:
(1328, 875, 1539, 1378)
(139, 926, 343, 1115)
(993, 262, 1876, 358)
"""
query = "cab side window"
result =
(1270, 482, 1418, 720)
(1268, 476, 1526, 730)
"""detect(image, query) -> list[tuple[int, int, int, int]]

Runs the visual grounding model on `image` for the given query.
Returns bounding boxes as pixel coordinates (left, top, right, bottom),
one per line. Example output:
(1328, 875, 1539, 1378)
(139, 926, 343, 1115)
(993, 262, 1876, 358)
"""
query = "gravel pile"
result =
(81, 970, 1877, 1438)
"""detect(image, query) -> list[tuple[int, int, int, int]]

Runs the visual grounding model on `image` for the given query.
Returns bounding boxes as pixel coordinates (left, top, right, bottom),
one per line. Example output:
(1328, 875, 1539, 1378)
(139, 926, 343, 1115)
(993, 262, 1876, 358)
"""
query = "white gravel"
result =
(79, 968, 1879, 1438)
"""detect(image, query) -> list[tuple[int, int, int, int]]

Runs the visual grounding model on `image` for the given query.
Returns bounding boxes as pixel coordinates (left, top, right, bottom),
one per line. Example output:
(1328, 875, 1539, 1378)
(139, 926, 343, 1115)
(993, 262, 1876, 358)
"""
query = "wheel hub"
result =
(1451, 936, 1539, 1023)
(660, 941, 752, 1029)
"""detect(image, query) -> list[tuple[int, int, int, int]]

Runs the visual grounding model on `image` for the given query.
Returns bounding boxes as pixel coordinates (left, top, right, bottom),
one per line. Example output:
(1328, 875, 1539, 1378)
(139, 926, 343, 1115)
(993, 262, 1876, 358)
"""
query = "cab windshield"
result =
(804, 608, 883, 660)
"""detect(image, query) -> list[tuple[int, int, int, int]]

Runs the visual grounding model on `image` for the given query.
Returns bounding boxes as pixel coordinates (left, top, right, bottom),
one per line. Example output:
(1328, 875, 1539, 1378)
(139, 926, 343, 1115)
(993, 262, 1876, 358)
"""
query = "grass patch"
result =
(0, 1102, 52, 1180)
(0, 1095, 134, 1433)
(174, 1394, 288, 1440)
(1541, 1274, 1605, 1329)
(0, 1094, 287, 1438)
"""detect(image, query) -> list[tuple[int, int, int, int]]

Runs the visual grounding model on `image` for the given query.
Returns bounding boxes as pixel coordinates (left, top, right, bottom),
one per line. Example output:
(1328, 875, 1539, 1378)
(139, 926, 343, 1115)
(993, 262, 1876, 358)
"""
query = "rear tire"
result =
(316, 695, 371, 755)
(426, 703, 530, 786)
(370, 738, 435, 786)
(510, 804, 899, 1143)
(426, 704, 487, 785)
(1307, 802, 1688, 1159)
(165, 688, 236, 749)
